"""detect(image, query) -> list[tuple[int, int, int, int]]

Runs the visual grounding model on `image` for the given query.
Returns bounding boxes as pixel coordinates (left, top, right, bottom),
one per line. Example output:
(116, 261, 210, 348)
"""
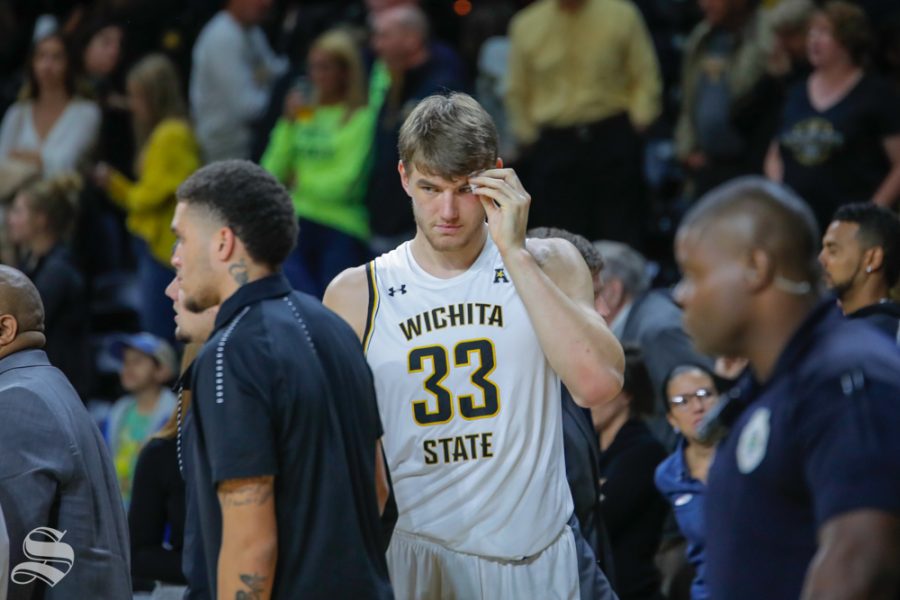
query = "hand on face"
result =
(468, 168, 531, 256)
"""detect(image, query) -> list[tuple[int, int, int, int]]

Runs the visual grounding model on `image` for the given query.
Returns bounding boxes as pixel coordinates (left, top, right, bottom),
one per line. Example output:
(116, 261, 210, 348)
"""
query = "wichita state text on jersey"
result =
(364, 237, 572, 559)
(398, 302, 504, 341)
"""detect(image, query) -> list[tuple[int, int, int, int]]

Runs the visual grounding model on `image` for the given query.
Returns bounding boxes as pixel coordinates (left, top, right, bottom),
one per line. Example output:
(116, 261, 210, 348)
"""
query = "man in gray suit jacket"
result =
(1, 503, 8, 600)
(594, 241, 714, 450)
(0, 266, 130, 600)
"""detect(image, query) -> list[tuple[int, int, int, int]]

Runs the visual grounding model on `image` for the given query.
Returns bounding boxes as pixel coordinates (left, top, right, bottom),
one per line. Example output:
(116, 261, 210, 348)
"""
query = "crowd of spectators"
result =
(1, 0, 900, 598)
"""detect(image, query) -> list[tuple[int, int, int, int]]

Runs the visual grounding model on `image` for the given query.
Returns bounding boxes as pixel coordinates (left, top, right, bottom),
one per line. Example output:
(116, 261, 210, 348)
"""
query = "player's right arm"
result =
(802, 510, 900, 599)
(323, 266, 390, 515)
(323, 266, 369, 342)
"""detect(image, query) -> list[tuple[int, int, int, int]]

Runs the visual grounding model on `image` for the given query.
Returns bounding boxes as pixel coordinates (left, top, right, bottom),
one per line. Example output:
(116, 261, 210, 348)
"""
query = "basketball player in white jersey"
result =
(324, 93, 624, 599)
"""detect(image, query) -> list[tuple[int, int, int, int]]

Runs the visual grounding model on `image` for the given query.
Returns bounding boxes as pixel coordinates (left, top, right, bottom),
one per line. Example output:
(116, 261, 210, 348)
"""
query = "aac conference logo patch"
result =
(11, 527, 74, 587)
(736, 407, 771, 474)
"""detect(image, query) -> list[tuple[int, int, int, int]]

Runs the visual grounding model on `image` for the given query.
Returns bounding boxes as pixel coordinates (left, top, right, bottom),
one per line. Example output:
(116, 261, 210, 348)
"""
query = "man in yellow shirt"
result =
(506, 0, 662, 248)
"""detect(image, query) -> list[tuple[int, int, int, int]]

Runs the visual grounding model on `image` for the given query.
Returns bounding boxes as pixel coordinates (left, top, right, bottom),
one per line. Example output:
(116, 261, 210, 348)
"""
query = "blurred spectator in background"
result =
(261, 29, 374, 297)
(75, 15, 135, 278)
(765, 0, 813, 84)
(820, 202, 900, 342)
(365, 4, 466, 253)
(594, 240, 714, 449)
(94, 54, 201, 343)
(730, 0, 814, 167)
(6, 173, 91, 399)
(469, 2, 517, 159)
(78, 16, 131, 174)
(675, 0, 771, 198)
(655, 364, 722, 600)
(0, 29, 100, 187)
(765, 1, 900, 229)
(507, 0, 661, 249)
(593, 347, 668, 600)
(190, 0, 287, 162)
(104, 333, 176, 507)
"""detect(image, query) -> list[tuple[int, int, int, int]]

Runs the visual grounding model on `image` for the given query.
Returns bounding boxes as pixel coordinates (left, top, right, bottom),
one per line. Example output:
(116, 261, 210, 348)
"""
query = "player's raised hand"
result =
(469, 168, 531, 256)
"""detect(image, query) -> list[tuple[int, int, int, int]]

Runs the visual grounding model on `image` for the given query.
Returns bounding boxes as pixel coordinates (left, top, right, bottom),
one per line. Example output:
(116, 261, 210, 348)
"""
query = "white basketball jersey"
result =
(364, 235, 573, 559)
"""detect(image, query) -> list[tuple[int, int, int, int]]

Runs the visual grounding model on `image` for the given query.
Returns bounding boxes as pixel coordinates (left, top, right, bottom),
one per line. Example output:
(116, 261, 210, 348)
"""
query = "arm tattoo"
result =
(235, 573, 267, 600)
(229, 258, 249, 286)
(220, 481, 274, 507)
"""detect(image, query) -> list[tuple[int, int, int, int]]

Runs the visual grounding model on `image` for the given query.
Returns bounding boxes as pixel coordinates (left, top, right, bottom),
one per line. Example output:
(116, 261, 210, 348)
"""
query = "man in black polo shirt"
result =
(170, 160, 392, 599)
(674, 177, 900, 599)
(819, 202, 900, 343)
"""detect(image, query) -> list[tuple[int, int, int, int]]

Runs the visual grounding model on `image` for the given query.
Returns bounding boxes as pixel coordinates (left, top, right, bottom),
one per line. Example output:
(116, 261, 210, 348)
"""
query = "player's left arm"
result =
(798, 373, 900, 599)
(217, 476, 278, 600)
(470, 168, 624, 407)
(802, 510, 900, 600)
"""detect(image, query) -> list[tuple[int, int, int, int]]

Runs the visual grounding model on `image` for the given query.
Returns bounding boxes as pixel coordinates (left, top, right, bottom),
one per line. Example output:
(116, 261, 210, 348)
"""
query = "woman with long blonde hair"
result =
(94, 54, 201, 342)
(261, 28, 375, 297)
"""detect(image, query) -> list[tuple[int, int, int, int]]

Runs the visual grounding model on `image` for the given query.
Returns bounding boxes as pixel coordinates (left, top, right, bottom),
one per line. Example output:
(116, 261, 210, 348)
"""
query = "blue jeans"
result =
(282, 218, 370, 298)
(132, 236, 176, 343)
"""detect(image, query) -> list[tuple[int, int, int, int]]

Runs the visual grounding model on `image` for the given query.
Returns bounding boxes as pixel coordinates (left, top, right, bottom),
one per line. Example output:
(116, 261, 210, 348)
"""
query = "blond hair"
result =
(398, 93, 498, 180)
(310, 29, 367, 121)
(127, 54, 188, 148)
(768, 0, 814, 33)
(18, 172, 82, 240)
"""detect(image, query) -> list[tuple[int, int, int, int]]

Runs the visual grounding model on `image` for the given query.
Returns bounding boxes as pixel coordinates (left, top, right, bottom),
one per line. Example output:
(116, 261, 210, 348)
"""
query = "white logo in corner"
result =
(11, 527, 74, 587)
(736, 407, 771, 474)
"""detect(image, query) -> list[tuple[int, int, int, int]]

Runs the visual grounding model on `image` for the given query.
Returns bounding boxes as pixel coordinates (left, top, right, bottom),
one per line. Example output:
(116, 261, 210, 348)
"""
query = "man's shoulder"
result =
(323, 265, 369, 341)
(194, 12, 238, 53)
(524, 236, 581, 271)
(791, 316, 900, 394)
(509, 0, 554, 34)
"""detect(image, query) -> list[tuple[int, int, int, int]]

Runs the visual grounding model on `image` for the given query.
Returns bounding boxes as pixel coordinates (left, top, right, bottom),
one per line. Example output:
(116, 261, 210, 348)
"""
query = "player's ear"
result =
(213, 226, 237, 263)
(863, 245, 884, 274)
(0, 314, 18, 346)
(495, 158, 503, 169)
(743, 248, 772, 292)
(398, 161, 411, 196)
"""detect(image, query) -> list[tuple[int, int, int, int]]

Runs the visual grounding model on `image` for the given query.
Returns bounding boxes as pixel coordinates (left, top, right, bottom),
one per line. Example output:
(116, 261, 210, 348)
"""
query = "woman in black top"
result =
(128, 356, 192, 597)
(592, 347, 668, 600)
(6, 173, 91, 397)
(765, 1, 900, 229)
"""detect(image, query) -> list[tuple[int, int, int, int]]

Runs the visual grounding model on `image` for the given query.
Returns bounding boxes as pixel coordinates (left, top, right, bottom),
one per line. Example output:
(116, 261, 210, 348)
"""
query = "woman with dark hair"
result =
(94, 53, 200, 342)
(592, 347, 668, 600)
(0, 30, 100, 178)
(6, 172, 91, 397)
(654, 364, 722, 600)
(765, 0, 900, 226)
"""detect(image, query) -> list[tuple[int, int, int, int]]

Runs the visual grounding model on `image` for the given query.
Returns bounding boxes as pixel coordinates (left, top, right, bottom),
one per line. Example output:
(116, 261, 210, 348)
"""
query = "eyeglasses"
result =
(669, 388, 717, 410)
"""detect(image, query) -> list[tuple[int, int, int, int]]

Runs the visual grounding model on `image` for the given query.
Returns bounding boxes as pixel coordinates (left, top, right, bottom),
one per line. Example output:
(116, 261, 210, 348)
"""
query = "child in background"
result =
(104, 333, 177, 506)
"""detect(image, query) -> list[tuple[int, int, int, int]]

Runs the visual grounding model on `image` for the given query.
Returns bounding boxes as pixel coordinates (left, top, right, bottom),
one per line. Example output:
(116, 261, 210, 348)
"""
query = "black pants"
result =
(522, 114, 647, 250)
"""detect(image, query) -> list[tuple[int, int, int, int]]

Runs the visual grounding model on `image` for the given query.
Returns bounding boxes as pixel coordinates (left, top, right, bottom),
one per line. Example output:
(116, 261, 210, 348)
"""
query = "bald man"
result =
(673, 177, 900, 600)
(0, 267, 130, 600)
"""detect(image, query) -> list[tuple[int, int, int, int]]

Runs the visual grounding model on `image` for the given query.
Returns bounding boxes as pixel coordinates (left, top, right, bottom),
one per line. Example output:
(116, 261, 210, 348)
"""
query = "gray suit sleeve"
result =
(0, 387, 72, 579)
(0, 502, 7, 600)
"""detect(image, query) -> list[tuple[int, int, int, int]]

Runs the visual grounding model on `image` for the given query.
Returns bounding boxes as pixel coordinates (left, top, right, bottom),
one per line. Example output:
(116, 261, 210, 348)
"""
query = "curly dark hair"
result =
(527, 226, 604, 276)
(833, 202, 900, 288)
(176, 160, 298, 269)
